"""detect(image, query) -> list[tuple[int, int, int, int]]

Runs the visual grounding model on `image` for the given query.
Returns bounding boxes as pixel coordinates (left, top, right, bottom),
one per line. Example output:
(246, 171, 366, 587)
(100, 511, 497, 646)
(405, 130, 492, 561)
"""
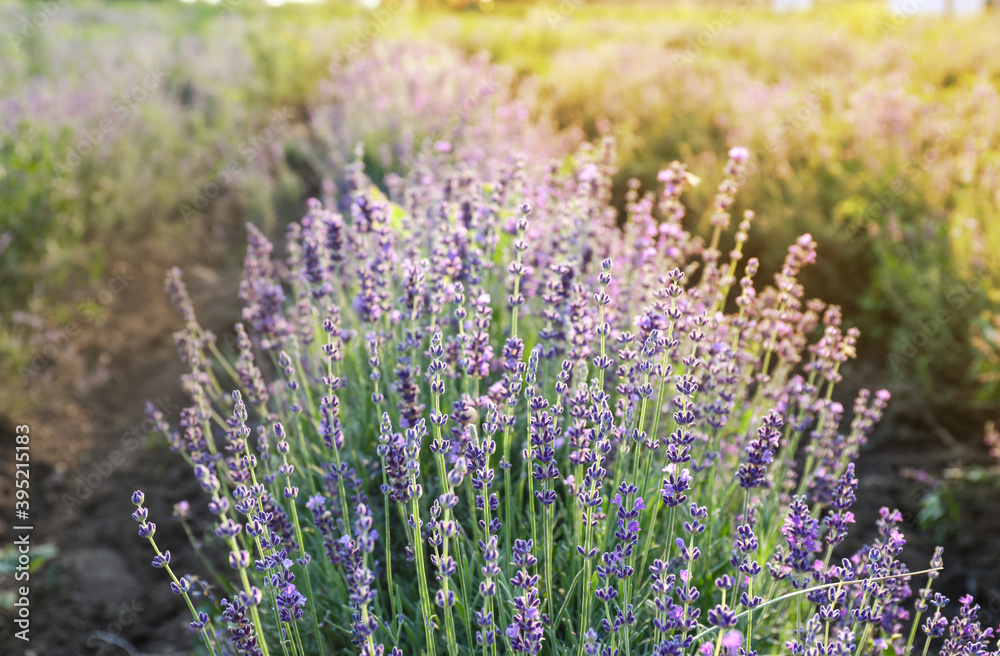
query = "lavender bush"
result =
(0, 5, 303, 390)
(131, 128, 999, 656)
(311, 41, 579, 193)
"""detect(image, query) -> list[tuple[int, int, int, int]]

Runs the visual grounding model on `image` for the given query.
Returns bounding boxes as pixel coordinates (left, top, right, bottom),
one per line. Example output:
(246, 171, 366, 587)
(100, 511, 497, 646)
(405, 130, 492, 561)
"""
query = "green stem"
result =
(279, 447, 325, 652)
(692, 567, 943, 643)
(409, 492, 438, 656)
(145, 532, 221, 656)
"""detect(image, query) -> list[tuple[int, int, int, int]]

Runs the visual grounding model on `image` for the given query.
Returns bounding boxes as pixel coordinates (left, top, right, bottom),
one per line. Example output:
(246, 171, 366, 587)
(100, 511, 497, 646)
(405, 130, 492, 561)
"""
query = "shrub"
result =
(482, 13, 1000, 411)
(0, 4, 306, 397)
(310, 41, 579, 195)
(131, 136, 991, 656)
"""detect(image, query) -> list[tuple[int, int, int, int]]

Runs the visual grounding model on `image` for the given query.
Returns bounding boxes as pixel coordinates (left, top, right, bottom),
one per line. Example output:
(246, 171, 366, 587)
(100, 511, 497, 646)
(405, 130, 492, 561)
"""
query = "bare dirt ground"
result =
(1, 223, 998, 655)
(0, 217, 245, 654)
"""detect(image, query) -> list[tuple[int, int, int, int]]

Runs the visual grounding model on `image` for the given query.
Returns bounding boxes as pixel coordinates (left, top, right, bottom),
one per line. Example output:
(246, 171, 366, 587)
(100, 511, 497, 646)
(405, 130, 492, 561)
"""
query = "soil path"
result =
(0, 225, 244, 654)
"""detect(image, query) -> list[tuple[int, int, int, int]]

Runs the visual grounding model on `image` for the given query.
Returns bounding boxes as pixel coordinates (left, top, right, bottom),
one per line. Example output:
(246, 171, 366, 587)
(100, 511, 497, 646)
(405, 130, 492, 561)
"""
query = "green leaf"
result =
(0, 542, 58, 576)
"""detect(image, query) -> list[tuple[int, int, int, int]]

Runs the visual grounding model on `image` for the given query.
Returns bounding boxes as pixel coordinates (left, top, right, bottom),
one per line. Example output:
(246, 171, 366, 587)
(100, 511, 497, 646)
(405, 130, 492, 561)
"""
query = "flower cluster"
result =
(131, 46, 998, 656)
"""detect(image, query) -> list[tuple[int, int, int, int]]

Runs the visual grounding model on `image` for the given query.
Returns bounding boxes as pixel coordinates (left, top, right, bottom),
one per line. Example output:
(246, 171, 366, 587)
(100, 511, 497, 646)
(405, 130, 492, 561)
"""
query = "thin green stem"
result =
(692, 567, 943, 643)
(409, 491, 438, 656)
(144, 531, 221, 656)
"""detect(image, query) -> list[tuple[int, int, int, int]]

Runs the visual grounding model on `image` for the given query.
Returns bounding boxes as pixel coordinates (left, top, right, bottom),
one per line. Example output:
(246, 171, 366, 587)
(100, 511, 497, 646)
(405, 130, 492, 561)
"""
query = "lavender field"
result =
(2, 1, 1000, 655)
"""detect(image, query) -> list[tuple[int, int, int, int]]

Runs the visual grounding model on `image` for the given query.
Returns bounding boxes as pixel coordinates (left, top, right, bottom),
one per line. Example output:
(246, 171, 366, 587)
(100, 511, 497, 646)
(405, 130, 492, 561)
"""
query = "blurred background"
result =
(0, 0, 999, 652)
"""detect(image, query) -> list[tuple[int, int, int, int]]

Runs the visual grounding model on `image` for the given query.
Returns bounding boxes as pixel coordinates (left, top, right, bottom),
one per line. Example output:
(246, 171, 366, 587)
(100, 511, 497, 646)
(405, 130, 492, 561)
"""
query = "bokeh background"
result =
(1, 0, 999, 652)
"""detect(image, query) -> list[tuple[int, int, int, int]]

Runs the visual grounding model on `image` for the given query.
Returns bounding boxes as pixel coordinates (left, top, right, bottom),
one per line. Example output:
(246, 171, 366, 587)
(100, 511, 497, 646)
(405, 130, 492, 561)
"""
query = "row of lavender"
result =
(0, 6, 308, 396)
(131, 45, 997, 656)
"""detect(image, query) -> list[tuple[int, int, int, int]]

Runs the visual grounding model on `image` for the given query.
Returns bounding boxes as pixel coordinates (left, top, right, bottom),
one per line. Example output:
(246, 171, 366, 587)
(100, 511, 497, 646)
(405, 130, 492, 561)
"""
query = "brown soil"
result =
(0, 213, 246, 654)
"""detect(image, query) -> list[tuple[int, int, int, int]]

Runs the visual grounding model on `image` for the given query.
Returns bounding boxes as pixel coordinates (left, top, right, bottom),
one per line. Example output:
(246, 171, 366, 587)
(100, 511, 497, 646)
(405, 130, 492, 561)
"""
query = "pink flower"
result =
(728, 146, 750, 163)
(722, 630, 744, 656)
